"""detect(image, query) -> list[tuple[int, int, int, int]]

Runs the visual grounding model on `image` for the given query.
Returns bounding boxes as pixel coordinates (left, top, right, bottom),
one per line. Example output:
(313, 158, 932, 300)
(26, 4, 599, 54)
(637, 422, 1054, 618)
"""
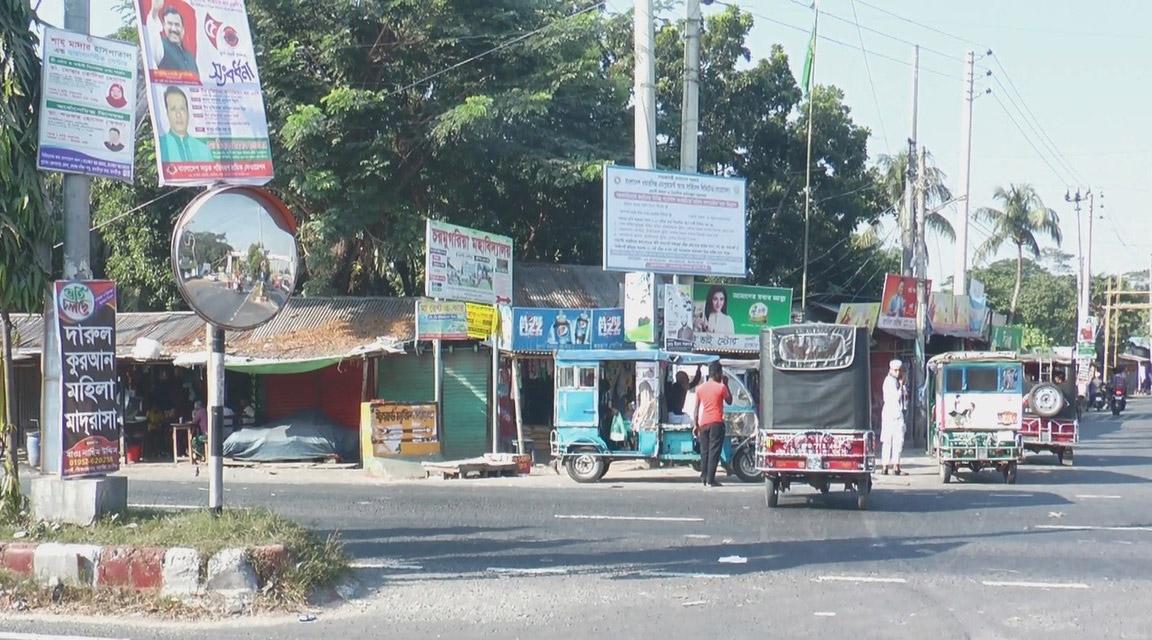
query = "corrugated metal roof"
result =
(515, 263, 622, 308)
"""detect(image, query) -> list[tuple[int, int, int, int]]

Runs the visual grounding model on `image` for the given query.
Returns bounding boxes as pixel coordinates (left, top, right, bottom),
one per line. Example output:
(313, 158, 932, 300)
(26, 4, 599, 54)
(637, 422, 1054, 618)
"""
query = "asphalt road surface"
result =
(6, 401, 1152, 639)
(181, 279, 283, 327)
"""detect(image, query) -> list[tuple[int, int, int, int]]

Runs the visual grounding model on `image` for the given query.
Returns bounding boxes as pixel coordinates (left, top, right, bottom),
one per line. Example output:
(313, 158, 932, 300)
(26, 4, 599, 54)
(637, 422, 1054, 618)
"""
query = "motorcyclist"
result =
(1111, 366, 1128, 395)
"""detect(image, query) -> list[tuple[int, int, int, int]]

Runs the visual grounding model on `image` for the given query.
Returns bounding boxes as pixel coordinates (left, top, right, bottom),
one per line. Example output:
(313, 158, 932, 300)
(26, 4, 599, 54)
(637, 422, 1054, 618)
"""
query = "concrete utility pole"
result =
(62, 0, 92, 280)
(954, 50, 975, 296)
(1066, 188, 1090, 339)
(800, 3, 819, 317)
(634, 0, 656, 170)
(900, 46, 919, 278)
(913, 145, 928, 445)
(679, 0, 701, 174)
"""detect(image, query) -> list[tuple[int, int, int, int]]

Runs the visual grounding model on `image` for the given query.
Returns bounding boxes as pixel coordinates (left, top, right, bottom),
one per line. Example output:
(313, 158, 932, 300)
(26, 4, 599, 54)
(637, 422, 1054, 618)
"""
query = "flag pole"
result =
(800, 2, 819, 320)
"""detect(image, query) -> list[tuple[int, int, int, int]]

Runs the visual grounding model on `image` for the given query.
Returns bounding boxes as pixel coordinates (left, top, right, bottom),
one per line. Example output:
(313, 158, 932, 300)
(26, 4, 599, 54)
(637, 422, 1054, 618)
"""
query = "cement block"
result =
(0, 543, 37, 576)
(31, 476, 127, 525)
(162, 547, 202, 597)
(33, 543, 101, 587)
(97, 546, 165, 590)
(205, 548, 257, 593)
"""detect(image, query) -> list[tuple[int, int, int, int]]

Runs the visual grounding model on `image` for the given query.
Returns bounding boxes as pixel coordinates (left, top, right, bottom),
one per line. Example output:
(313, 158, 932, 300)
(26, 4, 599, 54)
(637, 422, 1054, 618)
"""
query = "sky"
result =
(40, 0, 1152, 291)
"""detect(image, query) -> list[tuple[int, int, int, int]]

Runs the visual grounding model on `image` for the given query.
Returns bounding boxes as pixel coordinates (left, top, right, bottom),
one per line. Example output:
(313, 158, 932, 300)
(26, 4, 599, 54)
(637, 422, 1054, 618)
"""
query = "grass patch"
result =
(0, 569, 204, 619)
(0, 508, 349, 609)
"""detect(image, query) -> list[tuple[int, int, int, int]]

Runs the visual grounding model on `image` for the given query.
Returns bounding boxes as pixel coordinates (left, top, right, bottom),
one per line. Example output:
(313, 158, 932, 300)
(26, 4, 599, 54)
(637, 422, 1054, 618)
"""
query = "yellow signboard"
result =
(362, 401, 440, 458)
(466, 303, 498, 339)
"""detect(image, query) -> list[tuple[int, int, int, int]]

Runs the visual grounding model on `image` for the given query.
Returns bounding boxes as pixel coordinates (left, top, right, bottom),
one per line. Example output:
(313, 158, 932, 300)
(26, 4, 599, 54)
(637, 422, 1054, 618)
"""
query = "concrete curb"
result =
(0, 541, 289, 599)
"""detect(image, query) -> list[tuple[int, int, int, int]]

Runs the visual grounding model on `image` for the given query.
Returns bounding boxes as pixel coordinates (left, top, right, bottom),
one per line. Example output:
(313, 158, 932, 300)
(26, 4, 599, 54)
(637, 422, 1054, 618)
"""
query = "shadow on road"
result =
(763, 487, 1073, 513)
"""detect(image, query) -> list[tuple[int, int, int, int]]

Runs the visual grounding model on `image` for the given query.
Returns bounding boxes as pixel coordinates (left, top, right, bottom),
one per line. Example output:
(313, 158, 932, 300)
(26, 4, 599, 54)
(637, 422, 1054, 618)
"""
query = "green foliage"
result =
(974, 184, 1062, 320)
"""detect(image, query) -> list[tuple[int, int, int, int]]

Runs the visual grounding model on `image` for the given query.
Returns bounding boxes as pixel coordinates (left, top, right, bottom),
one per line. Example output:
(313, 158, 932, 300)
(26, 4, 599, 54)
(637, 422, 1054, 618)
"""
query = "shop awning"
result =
(556, 349, 719, 366)
(172, 353, 347, 374)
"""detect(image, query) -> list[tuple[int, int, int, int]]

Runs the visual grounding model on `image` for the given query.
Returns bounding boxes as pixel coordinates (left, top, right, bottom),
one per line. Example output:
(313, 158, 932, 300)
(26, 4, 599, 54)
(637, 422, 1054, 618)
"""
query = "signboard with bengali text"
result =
(692, 283, 791, 352)
(877, 273, 930, 332)
(424, 220, 513, 305)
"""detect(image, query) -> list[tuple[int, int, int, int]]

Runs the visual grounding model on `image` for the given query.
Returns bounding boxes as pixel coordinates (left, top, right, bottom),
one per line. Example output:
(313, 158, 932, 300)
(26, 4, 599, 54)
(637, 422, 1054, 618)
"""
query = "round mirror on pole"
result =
(171, 186, 299, 331)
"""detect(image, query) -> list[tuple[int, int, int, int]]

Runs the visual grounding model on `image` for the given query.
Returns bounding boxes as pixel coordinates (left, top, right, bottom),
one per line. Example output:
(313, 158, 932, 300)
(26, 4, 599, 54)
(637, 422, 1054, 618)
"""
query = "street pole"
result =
(62, 0, 92, 280)
(491, 325, 500, 454)
(634, 0, 656, 170)
(679, 0, 701, 174)
(800, 3, 819, 317)
(913, 145, 928, 446)
(1086, 192, 1097, 317)
(954, 50, 976, 296)
(1066, 189, 1086, 338)
(900, 45, 919, 278)
(1104, 276, 1113, 380)
(207, 325, 224, 515)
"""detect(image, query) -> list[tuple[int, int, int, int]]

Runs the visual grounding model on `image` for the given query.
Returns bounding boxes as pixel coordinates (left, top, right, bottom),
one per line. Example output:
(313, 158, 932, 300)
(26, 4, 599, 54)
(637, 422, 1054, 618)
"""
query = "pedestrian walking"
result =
(880, 359, 906, 475)
(693, 362, 732, 487)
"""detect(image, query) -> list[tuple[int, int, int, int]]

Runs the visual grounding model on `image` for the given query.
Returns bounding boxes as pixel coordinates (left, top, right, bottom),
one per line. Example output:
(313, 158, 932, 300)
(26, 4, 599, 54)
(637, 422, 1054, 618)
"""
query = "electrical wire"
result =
(776, 0, 959, 61)
(847, 0, 890, 152)
(52, 189, 182, 249)
(851, 0, 983, 48)
(989, 92, 1073, 188)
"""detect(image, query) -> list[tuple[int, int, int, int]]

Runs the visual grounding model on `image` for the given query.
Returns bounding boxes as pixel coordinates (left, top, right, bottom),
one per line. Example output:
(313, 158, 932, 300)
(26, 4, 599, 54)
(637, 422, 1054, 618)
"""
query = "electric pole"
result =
(900, 46, 919, 278)
(954, 50, 975, 296)
(913, 145, 927, 445)
(680, 0, 701, 173)
(62, 0, 92, 280)
(634, 0, 656, 170)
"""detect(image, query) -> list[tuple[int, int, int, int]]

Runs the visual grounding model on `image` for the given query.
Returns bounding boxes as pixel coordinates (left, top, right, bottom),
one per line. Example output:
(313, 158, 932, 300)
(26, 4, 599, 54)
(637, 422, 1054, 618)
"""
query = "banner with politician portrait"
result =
(54, 281, 120, 478)
(135, 0, 274, 186)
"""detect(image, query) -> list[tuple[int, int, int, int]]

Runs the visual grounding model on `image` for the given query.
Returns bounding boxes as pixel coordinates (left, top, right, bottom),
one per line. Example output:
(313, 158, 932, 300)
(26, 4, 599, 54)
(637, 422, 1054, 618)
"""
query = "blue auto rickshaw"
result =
(549, 348, 760, 483)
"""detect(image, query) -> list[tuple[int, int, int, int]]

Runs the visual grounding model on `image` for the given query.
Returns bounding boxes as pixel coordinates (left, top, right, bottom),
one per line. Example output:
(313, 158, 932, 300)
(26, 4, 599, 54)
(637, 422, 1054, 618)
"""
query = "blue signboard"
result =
(509, 308, 625, 351)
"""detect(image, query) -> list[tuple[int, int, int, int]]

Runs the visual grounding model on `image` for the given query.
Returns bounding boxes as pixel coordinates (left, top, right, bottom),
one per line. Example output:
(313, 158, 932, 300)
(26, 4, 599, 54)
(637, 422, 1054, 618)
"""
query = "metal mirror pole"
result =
(207, 324, 225, 514)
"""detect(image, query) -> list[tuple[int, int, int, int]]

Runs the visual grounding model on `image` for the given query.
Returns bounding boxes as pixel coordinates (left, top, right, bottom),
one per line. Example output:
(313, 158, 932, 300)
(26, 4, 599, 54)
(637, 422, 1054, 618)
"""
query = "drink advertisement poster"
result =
(54, 280, 120, 478)
(424, 220, 514, 305)
(37, 28, 138, 182)
(877, 273, 930, 332)
(135, 0, 274, 186)
(692, 283, 791, 352)
(508, 308, 624, 351)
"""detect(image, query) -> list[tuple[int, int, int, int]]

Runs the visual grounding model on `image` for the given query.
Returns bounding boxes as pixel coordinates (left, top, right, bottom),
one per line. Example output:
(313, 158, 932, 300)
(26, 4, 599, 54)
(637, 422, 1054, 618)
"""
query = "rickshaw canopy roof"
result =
(928, 351, 1019, 365)
(555, 349, 719, 367)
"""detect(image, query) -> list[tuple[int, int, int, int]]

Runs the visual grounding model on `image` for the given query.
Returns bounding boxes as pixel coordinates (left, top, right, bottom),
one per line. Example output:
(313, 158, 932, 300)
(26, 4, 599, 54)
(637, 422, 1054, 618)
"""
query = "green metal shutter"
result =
(376, 353, 435, 402)
(442, 346, 490, 459)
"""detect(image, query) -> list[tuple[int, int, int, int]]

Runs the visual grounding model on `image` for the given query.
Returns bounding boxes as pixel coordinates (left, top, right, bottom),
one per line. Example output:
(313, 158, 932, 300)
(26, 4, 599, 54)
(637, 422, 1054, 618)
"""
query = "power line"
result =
(989, 92, 1073, 187)
(852, 0, 982, 48)
(847, 0, 891, 152)
(776, 0, 959, 61)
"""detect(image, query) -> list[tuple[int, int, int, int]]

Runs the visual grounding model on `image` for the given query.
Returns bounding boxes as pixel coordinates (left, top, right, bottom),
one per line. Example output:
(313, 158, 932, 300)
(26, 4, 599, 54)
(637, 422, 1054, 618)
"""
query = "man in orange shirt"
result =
(693, 362, 732, 487)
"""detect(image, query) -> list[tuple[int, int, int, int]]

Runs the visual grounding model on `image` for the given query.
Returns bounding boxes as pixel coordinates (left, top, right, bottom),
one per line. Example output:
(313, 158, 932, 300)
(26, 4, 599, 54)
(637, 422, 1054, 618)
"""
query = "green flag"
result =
(800, 22, 816, 96)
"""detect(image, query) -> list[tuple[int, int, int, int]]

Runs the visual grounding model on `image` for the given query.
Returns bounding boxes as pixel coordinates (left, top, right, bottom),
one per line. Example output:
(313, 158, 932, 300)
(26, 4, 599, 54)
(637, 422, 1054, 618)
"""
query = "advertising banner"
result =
(425, 220, 513, 305)
(969, 278, 989, 335)
(692, 283, 791, 352)
(602, 165, 747, 276)
(663, 284, 695, 351)
(508, 308, 624, 352)
(38, 28, 138, 182)
(366, 401, 440, 457)
(929, 292, 972, 336)
(877, 273, 930, 332)
(416, 301, 468, 341)
(624, 272, 657, 343)
(465, 303, 498, 340)
(990, 325, 1024, 351)
(135, 0, 274, 186)
(54, 280, 119, 478)
(835, 303, 880, 333)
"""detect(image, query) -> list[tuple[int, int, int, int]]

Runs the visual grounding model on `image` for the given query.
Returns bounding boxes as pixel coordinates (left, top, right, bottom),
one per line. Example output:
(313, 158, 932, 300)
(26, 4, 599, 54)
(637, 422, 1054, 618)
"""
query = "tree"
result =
(971, 258, 1076, 347)
(0, 0, 53, 518)
(973, 184, 1062, 322)
(874, 149, 955, 242)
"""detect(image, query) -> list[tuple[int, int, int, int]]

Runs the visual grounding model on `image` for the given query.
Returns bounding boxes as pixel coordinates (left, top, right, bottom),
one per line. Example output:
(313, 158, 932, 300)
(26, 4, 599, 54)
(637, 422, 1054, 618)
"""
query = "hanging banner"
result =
(624, 272, 657, 343)
(602, 165, 747, 276)
(990, 325, 1024, 351)
(969, 278, 989, 336)
(929, 292, 972, 336)
(877, 273, 930, 332)
(466, 303, 498, 339)
(663, 284, 695, 351)
(1077, 316, 1097, 358)
(507, 308, 624, 352)
(692, 283, 791, 352)
(55, 280, 120, 478)
(135, 0, 274, 186)
(424, 220, 513, 305)
(37, 28, 138, 182)
(416, 301, 468, 341)
(835, 303, 880, 333)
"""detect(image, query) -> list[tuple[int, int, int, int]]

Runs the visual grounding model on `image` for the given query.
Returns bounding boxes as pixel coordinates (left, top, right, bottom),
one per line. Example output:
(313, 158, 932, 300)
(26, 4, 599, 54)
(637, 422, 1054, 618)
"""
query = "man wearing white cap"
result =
(880, 359, 907, 475)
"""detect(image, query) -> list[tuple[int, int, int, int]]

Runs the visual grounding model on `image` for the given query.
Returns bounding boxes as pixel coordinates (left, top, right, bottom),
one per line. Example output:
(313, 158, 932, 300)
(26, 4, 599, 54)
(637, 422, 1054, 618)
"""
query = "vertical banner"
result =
(38, 28, 138, 182)
(424, 220, 514, 305)
(663, 284, 695, 351)
(968, 278, 989, 336)
(624, 272, 656, 343)
(55, 281, 119, 478)
(135, 0, 274, 186)
(877, 273, 930, 332)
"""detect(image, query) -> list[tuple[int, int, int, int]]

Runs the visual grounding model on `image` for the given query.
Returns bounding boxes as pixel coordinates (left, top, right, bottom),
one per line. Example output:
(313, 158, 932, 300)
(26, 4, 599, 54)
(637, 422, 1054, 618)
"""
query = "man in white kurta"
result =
(880, 359, 906, 475)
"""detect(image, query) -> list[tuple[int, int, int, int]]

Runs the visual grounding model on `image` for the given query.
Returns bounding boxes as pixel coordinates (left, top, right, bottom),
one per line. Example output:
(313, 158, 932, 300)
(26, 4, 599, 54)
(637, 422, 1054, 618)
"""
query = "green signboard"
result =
(692, 283, 792, 351)
(990, 325, 1024, 351)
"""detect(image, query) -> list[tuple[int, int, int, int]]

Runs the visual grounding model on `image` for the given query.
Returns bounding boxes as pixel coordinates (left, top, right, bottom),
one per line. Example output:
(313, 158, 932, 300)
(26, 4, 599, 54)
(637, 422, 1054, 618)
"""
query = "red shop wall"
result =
(262, 361, 367, 429)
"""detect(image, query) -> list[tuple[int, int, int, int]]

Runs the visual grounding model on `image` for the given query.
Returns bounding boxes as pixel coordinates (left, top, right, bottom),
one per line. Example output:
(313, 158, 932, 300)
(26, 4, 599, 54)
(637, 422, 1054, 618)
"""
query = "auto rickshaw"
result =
(1019, 352, 1079, 465)
(756, 324, 876, 509)
(549, 349, 761, 483)
(928, 352, 1024, 484)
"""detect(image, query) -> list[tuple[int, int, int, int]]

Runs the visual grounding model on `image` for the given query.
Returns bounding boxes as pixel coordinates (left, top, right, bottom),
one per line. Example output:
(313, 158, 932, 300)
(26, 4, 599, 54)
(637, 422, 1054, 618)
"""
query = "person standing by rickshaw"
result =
(693, 362, 732, 487)
(880, 359, 906, 475)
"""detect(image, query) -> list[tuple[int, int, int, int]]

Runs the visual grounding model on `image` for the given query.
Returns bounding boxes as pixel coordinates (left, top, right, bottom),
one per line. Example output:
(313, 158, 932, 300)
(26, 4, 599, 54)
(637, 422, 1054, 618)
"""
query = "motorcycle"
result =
(1091, 389, 1107, 411)
(1110, 387, 1127, 416)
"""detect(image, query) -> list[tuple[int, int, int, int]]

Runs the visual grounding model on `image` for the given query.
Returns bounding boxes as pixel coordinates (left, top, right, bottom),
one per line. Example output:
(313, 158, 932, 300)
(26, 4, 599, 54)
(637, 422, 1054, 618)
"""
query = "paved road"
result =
(6, 401, 1152, 639)
(181, 279, 282, 326)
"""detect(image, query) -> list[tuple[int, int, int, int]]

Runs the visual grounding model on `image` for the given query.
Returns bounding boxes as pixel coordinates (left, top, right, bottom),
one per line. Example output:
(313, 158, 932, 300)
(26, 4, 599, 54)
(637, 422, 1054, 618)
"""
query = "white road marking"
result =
(486, 567, 571, 576)
(349, 560, 424, 570)
(554, 514, 704, 522)
(982, 580, 1089, 590)
(1036, 524, 1152, 532)
(988, 493, 1035, 498)
(718, 555, 747, 564)
(813, 611, 838, 617)
(642, 571, 730, 579)
(0, 634, 130, 640)
(815, 575, 907, 584)
(682, 600, 707, 607)
(1075, 494, 1123, 500)
(683, 534, 711, 539)
(129, 503, 199, 510)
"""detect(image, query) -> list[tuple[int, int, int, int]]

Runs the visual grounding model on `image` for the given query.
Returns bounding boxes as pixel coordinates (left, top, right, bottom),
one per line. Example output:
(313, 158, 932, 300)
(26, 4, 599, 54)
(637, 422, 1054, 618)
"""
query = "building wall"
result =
(262, 361, 366, 429)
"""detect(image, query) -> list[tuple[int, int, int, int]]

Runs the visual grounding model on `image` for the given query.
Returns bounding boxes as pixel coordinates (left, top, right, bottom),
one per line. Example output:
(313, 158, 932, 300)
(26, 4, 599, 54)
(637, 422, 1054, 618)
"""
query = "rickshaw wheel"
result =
(1065, 449, 1075, 466)
(1003, 462, 1018, 485)
(765, 477, 780, 508)
(565, 453, 607, 483)
(731, 446, 763, 483)
(1056, 449, 1065, 465)
(856, 475, 872, 510)
(939, 462, 953, 484)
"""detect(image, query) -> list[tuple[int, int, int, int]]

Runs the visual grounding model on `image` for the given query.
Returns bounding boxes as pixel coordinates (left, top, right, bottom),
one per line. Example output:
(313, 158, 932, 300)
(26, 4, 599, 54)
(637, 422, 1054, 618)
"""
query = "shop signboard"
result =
(692, 283, 791, 352)
(365, 401, 440, 457)
(465, 303, 498, 340)
(929, 292, 972, 336)
(835, 303, 880, 333)
(424, 220, 513, 305)
(990, 325, 1024, 351)
(877, 273, 930, 332)
(508, 308, 625, 351)
(416, 301, 468, 341)
(624, 272, 657, 343)
(602, 165, 746, 276)
(135, 0, 275, 186)
(54, 280, 120, 478)
(37, 28, 138, 182)
(663, 284, 695, 351)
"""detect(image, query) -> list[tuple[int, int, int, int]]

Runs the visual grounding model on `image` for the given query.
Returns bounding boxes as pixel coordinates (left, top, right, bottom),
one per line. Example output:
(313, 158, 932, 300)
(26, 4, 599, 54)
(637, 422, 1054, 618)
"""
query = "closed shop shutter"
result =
(442, 347, 490, 459)
(263, 373, 320, 421)
(317, 362, 365, 428)
(376, 353, 434, 402)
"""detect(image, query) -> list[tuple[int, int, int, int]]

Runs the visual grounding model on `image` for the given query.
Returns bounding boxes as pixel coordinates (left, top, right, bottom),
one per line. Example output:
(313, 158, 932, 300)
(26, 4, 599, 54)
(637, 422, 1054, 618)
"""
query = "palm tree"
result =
(875, 150, 956, 241)
(973, 184, 1062, 322)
